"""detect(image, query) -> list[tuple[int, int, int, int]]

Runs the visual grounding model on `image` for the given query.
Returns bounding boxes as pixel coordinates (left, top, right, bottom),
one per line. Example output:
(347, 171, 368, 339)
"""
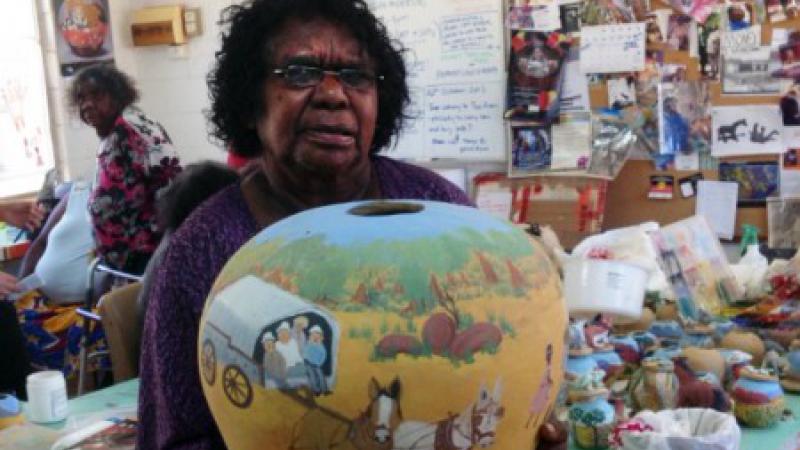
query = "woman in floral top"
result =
(68, 65, 182, 273)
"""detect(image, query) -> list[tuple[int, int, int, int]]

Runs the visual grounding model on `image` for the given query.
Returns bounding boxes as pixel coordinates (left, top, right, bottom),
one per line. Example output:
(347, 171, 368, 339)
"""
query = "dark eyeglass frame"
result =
(271, 64, 384, 90)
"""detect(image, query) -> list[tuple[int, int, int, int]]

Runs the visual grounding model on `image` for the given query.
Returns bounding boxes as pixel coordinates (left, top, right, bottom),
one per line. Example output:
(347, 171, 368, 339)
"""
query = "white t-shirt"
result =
(34, 182, 95, 303)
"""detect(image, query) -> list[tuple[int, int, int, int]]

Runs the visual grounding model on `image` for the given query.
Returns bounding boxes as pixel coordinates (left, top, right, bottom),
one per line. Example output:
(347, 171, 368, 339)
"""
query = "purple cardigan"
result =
(137, 156, 472, 449)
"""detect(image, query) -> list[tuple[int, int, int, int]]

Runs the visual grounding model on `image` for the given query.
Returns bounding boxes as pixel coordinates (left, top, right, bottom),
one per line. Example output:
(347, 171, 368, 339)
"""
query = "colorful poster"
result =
(718, 161, 780, 206)
(52, 0, 114, 76)
(657, 82, 712, 170)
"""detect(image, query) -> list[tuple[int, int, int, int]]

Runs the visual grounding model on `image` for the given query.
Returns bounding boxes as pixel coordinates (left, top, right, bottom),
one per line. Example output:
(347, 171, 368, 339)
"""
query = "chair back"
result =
(98, 282, 143, 383)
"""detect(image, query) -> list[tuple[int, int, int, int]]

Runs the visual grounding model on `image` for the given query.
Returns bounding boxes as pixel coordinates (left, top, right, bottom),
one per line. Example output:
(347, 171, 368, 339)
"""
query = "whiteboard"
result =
(369, 0, 506, 162)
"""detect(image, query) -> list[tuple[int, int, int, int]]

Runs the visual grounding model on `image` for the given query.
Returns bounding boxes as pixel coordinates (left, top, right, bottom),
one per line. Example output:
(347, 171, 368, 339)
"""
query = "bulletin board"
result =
(599, 4, 799, 240)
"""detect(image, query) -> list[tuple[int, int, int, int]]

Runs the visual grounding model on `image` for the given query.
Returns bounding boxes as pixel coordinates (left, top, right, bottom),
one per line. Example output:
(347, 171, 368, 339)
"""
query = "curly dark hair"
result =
(66, 64, 139, 112)
(206, 0, 409, 157)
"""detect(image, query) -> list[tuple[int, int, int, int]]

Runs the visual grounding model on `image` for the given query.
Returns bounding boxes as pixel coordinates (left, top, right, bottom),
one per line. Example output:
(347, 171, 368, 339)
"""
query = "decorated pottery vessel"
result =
(585, 323, 612, 351)
(712, 320, 735, 343)
(648, 320, 684, 342)
(630, 331, 658, 355)
(569, 388, 615, 449)
(732, 367, 785, 428)
(0, 394, 24, 430)
(591, 348, 624, 386)
(612, 307, 654, 335)
(719, 349, 753, 388)
(781, 340, 800, 393)
(680, 347, 726, 384)
(680, 324, 715, 349)
(650, 343, 682, 362)
(197, 201, 567, 449)
(654, 301, 679, 321)
(629, 358, 679, 412)
(720, 330, 766, 366)
(610, 334, 640, 366)
(567, 349, 600, 380)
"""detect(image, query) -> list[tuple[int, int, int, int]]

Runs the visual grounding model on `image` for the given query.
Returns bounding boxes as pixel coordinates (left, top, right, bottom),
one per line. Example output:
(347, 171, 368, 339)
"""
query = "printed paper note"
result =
(580, 23, 646, 74)
(696, 180, 738, 240)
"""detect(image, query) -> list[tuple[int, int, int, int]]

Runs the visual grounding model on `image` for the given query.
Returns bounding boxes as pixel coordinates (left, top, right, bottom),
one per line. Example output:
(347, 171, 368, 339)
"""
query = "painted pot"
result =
(719, 349, 753, 388)
(629, 358, 679, 412)
(0, 394, 23, 431)
(781, 340, 800, 392)
(732, 367, 785, 428)
(649, 320, 684, 341)
(721, 330, 766, 366)
(568, 389, 615, 450)
(567, 350, 600, 380)
(198, 201, 567, 450)
(612, 307, 655, 334)
(610, 334, 640, 365)
(712, 320, 735, 343)
(631, 331, 658, 355)
(680, 325, 715, 349)
(680, 347, 726, 384)
(650, 343, 682, 362)
(591, 348, 624, 385)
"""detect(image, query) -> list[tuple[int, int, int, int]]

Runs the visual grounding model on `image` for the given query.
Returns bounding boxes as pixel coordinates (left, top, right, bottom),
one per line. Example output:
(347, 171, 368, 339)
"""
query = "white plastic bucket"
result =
(25, 371, 68, 423)
(563, 258, 647, 319)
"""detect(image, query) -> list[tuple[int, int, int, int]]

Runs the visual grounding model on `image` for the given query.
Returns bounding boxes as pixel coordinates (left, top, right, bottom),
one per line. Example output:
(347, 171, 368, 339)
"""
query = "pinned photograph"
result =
(507, 31, 571, 120)
(698, 10, 722, 80)
(780, 83, 800, 125)
(722, 47, 782, 94)
(712, 105, 783, 156)
(657, 82, 712, 170)
(649, 175, 675, 199)
(560, 2, 583, 34)
(53, 0, 114, 76)
(666, 14, 692, 51)
(581, 0, 648, 25)
(509, 123, 553, 176)
(607, 76, 637, 109)
(772, 31, 800, 81)
(719, 161, 780, 206)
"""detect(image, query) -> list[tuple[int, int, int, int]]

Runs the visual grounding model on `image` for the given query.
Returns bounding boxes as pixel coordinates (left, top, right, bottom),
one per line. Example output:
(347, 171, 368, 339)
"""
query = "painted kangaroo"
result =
(392, 378, 505, 450)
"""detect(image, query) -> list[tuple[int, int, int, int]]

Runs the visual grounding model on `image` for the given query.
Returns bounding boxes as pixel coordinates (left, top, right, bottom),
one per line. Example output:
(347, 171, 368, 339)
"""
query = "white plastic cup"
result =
(26, 371, 68, 423)
(563, 258, 648, 320)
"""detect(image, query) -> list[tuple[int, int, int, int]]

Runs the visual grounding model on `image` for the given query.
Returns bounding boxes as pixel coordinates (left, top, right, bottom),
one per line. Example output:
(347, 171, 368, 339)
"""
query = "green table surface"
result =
(7, 379, 799, 449)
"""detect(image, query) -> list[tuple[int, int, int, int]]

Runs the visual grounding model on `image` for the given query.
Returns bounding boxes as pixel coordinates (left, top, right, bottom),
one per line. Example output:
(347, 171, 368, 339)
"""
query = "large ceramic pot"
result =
(680, 347, 725, 384)
(732, 367, 785, 428)
(198, 201, 567, 450)
(680, 324, 715, 349)
(629, 358, 678, 412)
(591, 347, 624, 385)
(58, 0, 109, 57)
(649, 320, 684, 342)
(610, 334, 640, 366)
(567, 349, 600, 380)
(719, 349, 753, 389)
(568, 389, 615, 449)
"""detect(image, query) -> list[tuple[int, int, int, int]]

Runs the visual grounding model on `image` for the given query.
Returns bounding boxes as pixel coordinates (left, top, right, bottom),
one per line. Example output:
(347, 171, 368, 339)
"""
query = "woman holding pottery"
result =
(134, 0, 519, 448)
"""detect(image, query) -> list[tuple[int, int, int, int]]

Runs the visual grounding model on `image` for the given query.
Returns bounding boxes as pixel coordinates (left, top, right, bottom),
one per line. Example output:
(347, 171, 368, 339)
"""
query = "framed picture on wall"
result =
(52, 0, 114, 76)
(508, 123, 552, 176)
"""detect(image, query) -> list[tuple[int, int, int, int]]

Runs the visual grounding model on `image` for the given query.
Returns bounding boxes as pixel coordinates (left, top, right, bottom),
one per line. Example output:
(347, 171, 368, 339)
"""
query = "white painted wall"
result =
(40, 0, 235, 181)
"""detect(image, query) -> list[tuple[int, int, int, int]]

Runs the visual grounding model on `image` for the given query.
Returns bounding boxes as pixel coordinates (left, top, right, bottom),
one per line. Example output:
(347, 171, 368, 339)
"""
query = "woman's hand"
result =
(537, 415, 568, 450)
(0, 200, 45, 231)
(0, 272, 20, 297)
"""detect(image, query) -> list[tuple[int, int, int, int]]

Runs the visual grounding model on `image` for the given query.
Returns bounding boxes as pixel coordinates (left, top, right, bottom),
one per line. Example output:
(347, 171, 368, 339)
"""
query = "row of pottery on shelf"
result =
(732, 367, 786, 428)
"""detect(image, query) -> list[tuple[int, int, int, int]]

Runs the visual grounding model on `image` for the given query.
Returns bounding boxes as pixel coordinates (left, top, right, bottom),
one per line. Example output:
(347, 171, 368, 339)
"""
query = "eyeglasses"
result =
(271, 64, 383, 90)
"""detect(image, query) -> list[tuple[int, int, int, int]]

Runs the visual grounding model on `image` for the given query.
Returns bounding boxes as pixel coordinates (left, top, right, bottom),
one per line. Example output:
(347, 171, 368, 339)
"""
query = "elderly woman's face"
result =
(257, 18, 378, 177)
(77, 81, 120, 138)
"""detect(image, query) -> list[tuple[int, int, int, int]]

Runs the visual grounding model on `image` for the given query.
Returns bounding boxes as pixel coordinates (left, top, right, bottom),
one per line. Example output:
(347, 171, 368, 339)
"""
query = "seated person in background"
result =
(68, 65, 182, 274)
(0, 199, 43, 399)
(137, 1, 564, 449)
(13, 181, 102, 377)
(136, 162, 239, 342)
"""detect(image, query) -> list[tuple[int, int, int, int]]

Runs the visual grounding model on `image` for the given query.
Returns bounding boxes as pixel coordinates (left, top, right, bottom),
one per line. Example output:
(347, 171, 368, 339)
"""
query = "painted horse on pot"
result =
(392, 378, 504, 450)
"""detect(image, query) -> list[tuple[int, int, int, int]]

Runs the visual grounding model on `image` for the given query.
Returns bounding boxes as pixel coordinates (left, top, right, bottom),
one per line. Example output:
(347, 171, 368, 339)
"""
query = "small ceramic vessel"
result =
(681, 324, 715, 348)
(591, 346, 624, 385)
(732, 367, 785, 428)
(610, 334, 640, 366)
(569, 388, 615, 449)
(649, 320, 684, 341)
(719, 348, 753, 389)
(781, 339, 800, 393)
(629, 358, 679, 412)
(567, 347, 599, 380)
(720, 329, 766, 366)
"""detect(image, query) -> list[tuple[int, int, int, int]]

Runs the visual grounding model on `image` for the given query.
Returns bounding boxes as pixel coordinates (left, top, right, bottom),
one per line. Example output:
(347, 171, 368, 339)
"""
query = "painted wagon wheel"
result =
(201, 339, 216, 386)
(223, 364, 253, 408)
